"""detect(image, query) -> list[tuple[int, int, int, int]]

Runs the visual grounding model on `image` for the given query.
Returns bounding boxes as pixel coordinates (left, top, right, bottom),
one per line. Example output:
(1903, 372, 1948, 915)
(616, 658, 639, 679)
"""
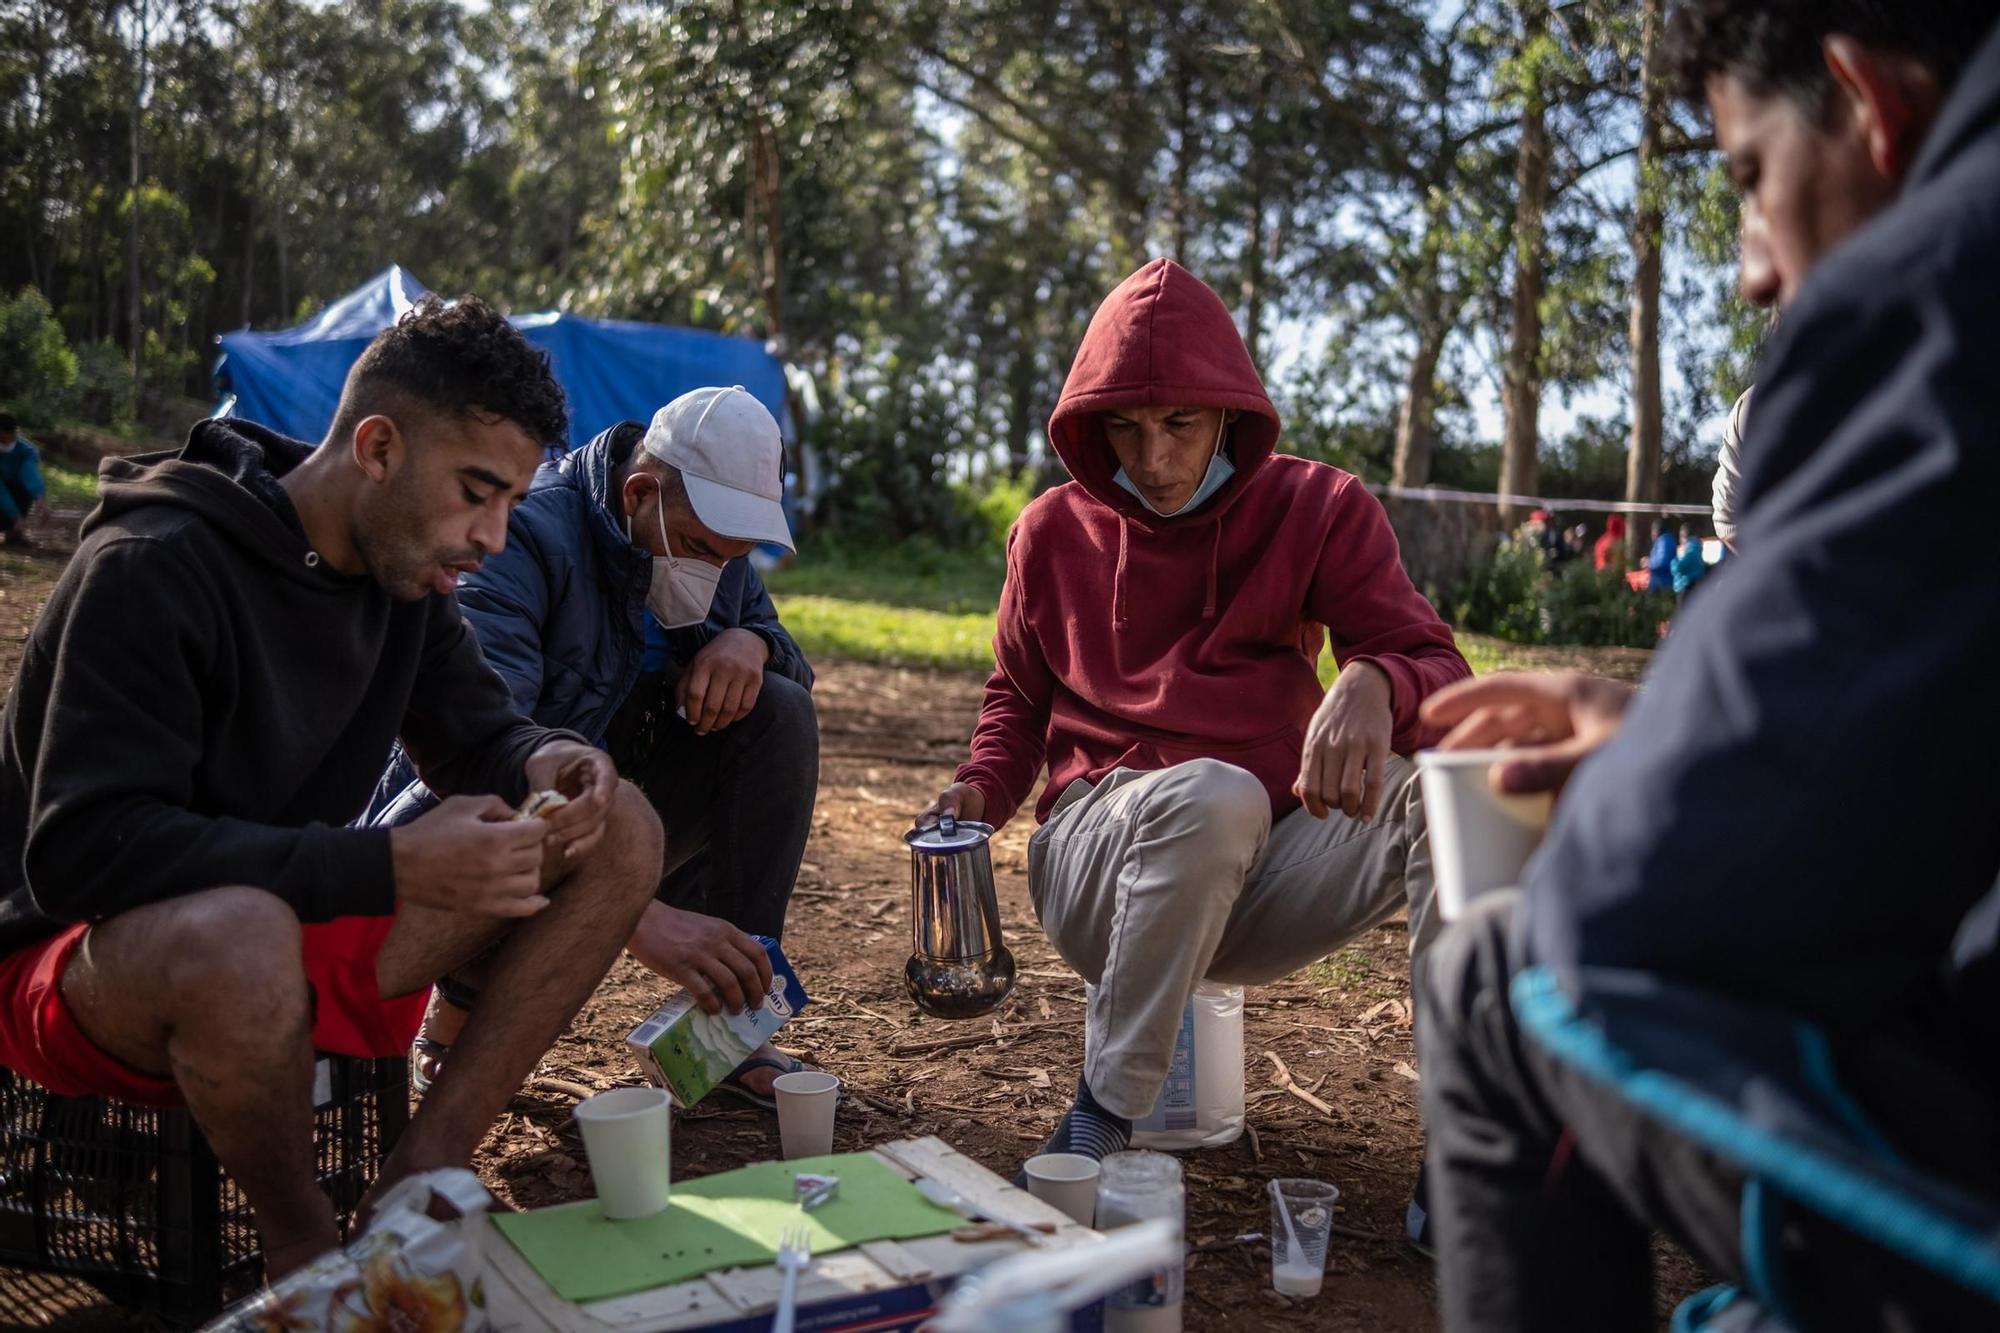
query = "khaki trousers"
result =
(1027, 756, 1434, 1119)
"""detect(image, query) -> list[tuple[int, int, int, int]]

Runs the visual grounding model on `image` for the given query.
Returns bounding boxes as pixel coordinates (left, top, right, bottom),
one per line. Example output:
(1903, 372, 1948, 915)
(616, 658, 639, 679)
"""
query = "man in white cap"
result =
(369, 386, 825, 1106)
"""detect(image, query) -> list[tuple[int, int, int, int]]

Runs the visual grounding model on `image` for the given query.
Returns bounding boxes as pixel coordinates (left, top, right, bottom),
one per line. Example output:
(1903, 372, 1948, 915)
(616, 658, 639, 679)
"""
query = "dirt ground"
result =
(0, 512, 1694, 1330)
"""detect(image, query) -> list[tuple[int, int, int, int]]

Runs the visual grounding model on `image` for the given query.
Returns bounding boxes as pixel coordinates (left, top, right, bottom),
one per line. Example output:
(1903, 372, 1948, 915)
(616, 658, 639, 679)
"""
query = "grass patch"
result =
(770, 541, 1599, 678)
(772, 593, 999, 673)
(41, 463, 97, 507)
(766, 542, 1003, 615)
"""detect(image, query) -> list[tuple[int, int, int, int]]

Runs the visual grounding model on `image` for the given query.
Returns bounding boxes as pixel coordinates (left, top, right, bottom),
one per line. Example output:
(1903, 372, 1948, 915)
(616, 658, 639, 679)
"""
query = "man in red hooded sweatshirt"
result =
(919, 259, 1470, 1168)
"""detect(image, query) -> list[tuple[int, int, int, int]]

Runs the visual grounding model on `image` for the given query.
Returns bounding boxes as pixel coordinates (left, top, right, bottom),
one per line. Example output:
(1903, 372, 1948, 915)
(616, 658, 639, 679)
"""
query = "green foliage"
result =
(806, 345, 984, 546)
(5, 0, 1762, 539)
(1542, 561, 1673, 647)
(959, 469, 1035, 552)
(69, 340, 137, 428)
(1451, 540, 1548, 644)
(40, 462, 98, 508)
(1452, 540, 1673, 647)
(0, 287, 79, 420)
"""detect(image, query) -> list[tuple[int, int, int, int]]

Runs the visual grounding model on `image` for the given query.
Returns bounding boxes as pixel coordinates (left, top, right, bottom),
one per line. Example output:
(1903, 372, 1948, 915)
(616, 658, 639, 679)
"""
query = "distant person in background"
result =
(1593, 515, 1628, 570)
(1671, 524, 1709, 605)
(0, 413, 47, 548)
(1646, 521, 1677, 590)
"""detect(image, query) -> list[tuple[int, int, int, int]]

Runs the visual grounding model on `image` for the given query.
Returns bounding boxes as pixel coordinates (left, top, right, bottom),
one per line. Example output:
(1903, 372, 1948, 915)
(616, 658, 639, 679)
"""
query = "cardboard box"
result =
(626, 937, 809, 1107)
(481, 1138, 1104, 1332)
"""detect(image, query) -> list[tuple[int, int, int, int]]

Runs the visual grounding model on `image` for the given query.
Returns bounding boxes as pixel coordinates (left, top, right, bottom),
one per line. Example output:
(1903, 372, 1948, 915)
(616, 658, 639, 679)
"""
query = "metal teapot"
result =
(904, 814, 1017, 1019)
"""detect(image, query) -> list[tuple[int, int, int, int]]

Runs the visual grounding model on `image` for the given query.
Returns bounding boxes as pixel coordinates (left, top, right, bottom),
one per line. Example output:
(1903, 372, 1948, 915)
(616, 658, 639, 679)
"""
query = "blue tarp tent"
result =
(213, 266, 792, 451)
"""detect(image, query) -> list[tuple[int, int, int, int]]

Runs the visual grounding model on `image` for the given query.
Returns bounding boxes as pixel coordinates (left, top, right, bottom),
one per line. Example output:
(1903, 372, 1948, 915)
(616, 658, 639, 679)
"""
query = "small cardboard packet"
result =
(626, 935, 809, 1107)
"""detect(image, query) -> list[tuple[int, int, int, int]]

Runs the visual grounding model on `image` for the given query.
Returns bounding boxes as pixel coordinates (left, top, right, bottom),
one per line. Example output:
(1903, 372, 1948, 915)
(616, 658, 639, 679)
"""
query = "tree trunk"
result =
(127, 0, 150, 391)
(22, 5, 50, 294)
(242, 79, 267, 328)
(1241, 84, 1268, 368)
(1103, 0, 1147, 270)
(1499, 4, 1550, 525)
(1169, 55, 1196, 263)
(275, 196, 291, 320)
(1006, 264, 1037, 476)
(1624, 0, 1667, 560)
(560, 55, 581, 281)
(1393, 309, 1447, 489)
(746, 115, 784, 338)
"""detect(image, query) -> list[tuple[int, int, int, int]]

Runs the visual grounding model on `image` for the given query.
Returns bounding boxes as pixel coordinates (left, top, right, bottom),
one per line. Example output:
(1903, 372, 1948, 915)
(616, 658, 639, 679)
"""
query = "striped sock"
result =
(1029, 1077, 1133, 1165)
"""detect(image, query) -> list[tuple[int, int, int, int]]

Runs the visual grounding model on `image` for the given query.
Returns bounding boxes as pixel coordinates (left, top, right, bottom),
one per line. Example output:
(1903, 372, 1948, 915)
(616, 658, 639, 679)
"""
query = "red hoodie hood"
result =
(1049, 258, 1280, 527)
(1049, 259, 1281, 628)
(956, 259, 1471, 830)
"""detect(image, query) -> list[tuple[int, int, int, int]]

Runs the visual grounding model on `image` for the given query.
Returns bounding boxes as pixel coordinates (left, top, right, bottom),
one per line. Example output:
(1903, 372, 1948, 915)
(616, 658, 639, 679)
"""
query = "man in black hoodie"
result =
(1409, 4, 2000, 1329)
(0, 296, 664, 1277)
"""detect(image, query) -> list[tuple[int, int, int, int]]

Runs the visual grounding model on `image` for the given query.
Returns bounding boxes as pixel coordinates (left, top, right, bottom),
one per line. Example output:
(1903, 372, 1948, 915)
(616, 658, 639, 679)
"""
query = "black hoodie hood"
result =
(88, 418, 350, 588)
(0, 417, 563, 952)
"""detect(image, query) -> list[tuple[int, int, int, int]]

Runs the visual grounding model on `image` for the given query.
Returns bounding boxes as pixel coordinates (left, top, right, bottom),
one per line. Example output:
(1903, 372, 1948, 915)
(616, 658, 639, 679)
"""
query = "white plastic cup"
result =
(572, 1087, 672, 1219)
(1024, 1152, 1101, 1226)
(1416, 748, 1555, 922)
(773, 1070, 840, 1160)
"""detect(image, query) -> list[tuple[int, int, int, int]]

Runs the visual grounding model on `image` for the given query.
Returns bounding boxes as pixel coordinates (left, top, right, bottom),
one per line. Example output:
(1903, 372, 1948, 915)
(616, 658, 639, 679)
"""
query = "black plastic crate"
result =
(0, 1056, 410, 1325)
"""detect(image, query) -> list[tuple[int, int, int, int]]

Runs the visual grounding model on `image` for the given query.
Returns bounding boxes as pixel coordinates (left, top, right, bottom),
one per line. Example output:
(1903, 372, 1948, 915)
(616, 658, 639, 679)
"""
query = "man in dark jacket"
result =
(1411, 4, 2000, 1328)
(372, 387, 820, 1103)
(0, 297, 664, 1276)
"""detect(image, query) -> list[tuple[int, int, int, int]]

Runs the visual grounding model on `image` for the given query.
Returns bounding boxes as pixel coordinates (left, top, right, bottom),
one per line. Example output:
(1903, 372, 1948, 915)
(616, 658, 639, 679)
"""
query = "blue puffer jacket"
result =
(365, 421, 811, 824)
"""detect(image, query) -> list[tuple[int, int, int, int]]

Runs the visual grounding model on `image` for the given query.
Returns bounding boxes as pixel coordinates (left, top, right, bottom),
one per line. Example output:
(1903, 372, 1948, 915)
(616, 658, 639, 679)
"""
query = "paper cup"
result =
(1416, 748, 1555, 922)
(573, 1087, 672, 1219)
(774, 1070, 840, 1160)
(1025, 1152, 1101, 1226)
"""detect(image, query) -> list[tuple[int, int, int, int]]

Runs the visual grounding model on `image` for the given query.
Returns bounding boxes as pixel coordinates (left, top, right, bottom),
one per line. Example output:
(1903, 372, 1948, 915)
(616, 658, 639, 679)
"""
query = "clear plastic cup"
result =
(1097, 1151, 1184, 1331)
(1268, 1178, 1340, 1297)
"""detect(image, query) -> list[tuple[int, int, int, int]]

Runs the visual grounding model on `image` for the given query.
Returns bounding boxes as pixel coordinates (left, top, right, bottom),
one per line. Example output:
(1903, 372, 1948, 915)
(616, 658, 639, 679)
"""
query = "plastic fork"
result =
(773, 1221, 812, 1333)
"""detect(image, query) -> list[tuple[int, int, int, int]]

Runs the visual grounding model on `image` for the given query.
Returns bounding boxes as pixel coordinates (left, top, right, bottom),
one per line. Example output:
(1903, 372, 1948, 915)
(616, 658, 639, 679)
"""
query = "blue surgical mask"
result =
(1113, 415, 1235, 517)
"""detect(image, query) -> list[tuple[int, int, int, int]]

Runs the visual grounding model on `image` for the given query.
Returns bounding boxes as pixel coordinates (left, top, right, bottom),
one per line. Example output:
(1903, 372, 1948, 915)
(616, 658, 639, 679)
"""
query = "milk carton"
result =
(625, 936, 809, 1107)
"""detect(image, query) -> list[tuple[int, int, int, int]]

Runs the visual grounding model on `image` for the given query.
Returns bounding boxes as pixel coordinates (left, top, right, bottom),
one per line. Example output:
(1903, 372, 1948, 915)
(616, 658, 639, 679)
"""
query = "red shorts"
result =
(0, 915, 429, 1108)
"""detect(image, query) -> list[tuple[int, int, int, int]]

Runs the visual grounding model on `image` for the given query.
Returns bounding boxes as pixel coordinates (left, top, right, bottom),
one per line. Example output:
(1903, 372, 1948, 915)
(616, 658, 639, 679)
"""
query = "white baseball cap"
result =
(639, 386, 794, 551)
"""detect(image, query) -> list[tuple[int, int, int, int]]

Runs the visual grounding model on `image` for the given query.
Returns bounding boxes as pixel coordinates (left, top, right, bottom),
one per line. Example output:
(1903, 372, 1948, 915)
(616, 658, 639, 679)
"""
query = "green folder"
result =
(490, 1153, 966, 1303)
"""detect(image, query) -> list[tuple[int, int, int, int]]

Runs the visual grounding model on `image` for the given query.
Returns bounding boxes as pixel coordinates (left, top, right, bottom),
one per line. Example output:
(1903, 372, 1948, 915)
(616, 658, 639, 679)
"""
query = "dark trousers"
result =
(603, 669, 819, 941)
(1415, 893, 2000, 1333)
(0, 479, 35, 529)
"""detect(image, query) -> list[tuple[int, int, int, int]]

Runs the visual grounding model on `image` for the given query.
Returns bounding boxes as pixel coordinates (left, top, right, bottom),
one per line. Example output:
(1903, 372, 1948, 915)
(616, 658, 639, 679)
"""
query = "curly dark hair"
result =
(333, 294, 568, 446)
(1667, 1, 2000, 117)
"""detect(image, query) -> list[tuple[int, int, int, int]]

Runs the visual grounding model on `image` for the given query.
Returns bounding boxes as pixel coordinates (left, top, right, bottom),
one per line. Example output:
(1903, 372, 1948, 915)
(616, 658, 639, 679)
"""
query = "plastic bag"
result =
(204, 1168, 495, 1332)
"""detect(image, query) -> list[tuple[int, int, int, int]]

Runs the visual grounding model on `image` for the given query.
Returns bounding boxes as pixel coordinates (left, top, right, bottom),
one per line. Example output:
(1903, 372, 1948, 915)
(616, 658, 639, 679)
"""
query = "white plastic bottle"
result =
(1087, 982, 1246, 1150)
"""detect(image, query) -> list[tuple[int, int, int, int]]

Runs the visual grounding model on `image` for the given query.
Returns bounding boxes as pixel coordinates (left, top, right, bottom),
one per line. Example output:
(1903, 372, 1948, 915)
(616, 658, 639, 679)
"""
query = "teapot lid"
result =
(906, 815, 993, 851)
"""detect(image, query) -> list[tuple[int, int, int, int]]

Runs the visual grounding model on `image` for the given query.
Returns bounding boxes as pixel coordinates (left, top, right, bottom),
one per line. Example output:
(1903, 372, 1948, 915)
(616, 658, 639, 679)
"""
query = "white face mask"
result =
(1113, 413, 1235, 517)
(628, 494, 723, 628)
